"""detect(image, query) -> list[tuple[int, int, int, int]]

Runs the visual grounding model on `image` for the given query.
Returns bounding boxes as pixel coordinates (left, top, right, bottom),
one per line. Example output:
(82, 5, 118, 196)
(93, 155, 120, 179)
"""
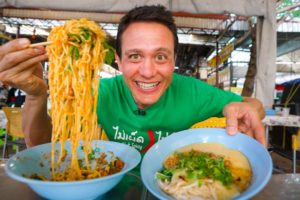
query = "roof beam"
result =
(277, 37, 300, 57)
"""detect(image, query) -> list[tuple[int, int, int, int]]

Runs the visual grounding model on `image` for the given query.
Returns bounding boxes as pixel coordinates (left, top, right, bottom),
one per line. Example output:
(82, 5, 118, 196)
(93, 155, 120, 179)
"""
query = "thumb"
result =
(224, 108, 239, 135)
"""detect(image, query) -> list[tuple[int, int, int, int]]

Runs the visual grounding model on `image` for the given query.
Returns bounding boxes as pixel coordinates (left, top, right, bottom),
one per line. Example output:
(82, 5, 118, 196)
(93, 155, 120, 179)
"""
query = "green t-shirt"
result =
(97, 73, 242, 155)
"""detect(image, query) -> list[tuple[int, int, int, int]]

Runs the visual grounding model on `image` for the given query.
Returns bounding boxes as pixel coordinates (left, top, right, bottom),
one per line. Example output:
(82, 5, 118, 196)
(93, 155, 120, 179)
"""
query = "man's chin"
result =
(135, 98, 160, 109)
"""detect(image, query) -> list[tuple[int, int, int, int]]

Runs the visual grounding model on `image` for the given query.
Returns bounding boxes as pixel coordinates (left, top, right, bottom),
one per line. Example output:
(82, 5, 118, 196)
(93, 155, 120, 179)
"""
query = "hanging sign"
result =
(208, 43, 234, 68)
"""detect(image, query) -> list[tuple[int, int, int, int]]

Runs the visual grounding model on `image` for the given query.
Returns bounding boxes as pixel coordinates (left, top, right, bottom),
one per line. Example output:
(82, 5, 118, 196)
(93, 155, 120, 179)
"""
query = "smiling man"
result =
(0, 5, 265, 153)
(96, 5, 265, 154)
(118, 22, 174, 109)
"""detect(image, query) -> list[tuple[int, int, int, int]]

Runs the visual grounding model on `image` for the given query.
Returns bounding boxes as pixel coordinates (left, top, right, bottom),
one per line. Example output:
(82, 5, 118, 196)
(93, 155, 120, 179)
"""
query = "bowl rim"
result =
(5, 140, 141, 185)
(140, 128, 273, 200)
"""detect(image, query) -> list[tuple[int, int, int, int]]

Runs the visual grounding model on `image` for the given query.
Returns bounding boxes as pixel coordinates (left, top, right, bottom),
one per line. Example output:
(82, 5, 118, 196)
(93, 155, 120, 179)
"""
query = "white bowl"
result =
(5, 140, 141, 200)
(141, 128, 272, 200)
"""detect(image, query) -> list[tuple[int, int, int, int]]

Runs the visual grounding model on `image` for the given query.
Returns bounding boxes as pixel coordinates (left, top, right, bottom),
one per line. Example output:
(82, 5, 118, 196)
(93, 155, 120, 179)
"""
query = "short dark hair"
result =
(116, 5, 178, 59)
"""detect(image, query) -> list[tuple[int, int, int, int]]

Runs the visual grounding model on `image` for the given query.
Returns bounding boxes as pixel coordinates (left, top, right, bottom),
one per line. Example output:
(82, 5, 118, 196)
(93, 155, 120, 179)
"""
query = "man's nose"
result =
(139, 58, 156, 77)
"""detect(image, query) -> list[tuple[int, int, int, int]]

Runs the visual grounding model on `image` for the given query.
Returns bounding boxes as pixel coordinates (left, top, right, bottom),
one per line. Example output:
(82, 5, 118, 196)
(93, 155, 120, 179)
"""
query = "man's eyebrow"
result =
(124, 48, 173, 55)
(124, 49, 142, 55)
(156, 47, 172, 54)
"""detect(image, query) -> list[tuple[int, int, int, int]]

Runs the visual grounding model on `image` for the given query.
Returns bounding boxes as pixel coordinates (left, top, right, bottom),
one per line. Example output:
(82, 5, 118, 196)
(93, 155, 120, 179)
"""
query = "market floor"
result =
(270, 149, 300, 174)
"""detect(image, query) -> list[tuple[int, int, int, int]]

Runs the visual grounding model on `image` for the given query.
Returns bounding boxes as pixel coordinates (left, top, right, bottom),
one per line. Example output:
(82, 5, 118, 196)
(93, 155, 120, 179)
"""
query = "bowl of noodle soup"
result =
(5, 140, 141, 200)
(141, 128, 272, 200)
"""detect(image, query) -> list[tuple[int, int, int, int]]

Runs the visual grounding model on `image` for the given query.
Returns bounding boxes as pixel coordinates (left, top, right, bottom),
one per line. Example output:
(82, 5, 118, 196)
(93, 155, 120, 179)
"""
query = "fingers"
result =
(0, 53, 47, 88)
(240, 125, 266, 147)
(0, 45, 46, 73)
(0, 38, 30, 57)
(226, 117, 238, 135)
(252, 121, 266, 147)
(241, 111, 266, 147)
(224, 104, 240, 135)
(0, 38, 48, 96)
(223, 101, 266, 147)
(0, 38, 47, 83)
(1, 52, 47, 76)
(238, 123, 254, 137)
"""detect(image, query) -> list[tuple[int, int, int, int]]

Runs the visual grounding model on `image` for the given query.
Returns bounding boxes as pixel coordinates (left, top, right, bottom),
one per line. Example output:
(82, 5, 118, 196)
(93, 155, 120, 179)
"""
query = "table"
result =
(253, 173, 300, 199)
(263, 115, 300, 147)
(0, 159, 40, 200)
(0, 159, 147, 200)
(263, 115, 300, 127)
(1, 158, 299, 200)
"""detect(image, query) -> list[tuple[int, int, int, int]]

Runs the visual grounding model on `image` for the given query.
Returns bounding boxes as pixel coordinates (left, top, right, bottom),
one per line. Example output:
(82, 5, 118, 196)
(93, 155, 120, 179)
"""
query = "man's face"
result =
(116, 22, 175, 109)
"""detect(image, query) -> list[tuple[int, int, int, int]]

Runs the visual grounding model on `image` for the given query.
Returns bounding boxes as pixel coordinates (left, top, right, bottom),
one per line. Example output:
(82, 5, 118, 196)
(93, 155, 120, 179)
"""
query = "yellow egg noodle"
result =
(47, 18, 118, 181)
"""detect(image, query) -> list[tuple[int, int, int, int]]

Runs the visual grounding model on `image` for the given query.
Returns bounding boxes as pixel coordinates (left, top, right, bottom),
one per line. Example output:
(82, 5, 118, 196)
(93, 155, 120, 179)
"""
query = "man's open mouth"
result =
(136, 81, 159, 90)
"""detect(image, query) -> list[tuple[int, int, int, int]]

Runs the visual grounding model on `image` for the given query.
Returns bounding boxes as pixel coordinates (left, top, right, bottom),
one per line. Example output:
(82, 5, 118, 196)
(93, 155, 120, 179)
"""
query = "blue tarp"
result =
(282, 78, 300, 86)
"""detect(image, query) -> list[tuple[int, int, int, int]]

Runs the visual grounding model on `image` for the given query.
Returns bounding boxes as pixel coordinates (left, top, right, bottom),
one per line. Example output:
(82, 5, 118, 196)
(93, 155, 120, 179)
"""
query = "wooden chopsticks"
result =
(29, 41, 53, 48)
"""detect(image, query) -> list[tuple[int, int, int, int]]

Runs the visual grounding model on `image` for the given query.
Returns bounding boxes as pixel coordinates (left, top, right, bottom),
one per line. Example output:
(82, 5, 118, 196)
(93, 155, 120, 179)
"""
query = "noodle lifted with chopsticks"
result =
(47, 18, 107, 181)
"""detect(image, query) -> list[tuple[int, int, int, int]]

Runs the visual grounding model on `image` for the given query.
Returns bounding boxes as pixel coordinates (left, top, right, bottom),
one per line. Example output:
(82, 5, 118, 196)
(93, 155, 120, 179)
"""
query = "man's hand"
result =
(223, 97, 266, 147)
(0, 38, 48, 96)
(0, 38, 52, 147)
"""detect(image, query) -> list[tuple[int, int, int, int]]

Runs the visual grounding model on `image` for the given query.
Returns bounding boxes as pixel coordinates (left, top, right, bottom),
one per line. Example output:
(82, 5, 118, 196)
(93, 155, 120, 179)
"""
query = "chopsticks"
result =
(29, 41, 53, 48)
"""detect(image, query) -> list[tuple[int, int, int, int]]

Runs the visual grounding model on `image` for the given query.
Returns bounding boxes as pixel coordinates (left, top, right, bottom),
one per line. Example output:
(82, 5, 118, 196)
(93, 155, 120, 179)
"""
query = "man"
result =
(0, 83, 8, 108)
(0, 5, 265, 151)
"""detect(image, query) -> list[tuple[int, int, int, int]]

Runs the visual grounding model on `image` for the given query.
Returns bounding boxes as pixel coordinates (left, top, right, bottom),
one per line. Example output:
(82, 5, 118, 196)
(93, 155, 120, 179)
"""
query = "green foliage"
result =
(103, 41, 115, 66)
(277, 0, 300, 18)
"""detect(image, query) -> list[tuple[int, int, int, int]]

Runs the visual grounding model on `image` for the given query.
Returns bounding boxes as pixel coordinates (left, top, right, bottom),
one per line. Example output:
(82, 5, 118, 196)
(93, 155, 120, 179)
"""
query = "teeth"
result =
(137, 82, 158, 90)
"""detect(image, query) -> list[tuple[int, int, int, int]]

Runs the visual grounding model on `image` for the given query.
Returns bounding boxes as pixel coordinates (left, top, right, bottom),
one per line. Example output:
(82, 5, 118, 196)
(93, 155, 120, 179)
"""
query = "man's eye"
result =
(156, 54, 167, 62)
(128, 54, 141, 61)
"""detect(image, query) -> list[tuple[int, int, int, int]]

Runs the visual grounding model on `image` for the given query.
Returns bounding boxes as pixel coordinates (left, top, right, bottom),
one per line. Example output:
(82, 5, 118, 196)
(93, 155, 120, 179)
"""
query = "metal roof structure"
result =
(1, 0, 298, 107)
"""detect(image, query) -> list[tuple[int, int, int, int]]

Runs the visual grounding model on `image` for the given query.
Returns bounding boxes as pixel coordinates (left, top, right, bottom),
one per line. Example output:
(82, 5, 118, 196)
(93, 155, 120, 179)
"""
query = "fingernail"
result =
(18, 38, 29, 47)
(227, 127, 236, 135)
(33, 47, 45, 54)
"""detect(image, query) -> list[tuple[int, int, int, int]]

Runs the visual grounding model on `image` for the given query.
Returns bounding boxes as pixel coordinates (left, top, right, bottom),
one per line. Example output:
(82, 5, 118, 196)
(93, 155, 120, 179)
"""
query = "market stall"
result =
(0, 0, 277, 107)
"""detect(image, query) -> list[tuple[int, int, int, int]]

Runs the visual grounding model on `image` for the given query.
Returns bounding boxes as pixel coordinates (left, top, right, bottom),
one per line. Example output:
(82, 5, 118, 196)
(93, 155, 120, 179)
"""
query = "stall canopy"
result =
(0, 0, 277, 107)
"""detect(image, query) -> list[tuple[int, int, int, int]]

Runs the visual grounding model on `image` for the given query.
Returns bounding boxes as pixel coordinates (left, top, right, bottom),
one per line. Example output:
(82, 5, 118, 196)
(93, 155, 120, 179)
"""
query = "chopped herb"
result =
(155, 172, 171, 182)
(91, 36, 95, 49)
(65, 64, 72, 72)
(68, 33, 82, 44)
(69, 46, 80, 60)
(88, 150, 96, 161)
(78, 159, 83, 168)
(79, 27, 91, 40)
(73, 46, 80, 60)
(157, 151, 234, 186)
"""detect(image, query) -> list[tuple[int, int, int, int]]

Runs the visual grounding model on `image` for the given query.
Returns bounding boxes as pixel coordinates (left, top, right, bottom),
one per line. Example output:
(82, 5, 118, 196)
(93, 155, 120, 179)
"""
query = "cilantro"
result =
(155, 172, 171, 182)
(158, 151, 234, 186)
(78, 159, 83, 168)
(88, 150, 96, 161)
(69, 46, 80, 61)
(79, 27, 91, 40)
(65, 64, 72, 72)
(68, 33, 82, 44)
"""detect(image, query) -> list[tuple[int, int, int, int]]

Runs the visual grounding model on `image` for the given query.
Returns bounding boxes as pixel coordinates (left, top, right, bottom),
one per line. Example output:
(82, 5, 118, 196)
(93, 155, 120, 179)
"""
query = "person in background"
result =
(0, 83, 8, 108)
(14, 88, 26, 107)
(6, 87, 16, 106)
(0, 5, 265, 151)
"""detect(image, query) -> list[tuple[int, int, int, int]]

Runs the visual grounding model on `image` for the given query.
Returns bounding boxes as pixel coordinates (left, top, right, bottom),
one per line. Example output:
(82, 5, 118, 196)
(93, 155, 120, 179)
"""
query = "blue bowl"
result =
(141, 128, 272, 200)
(5, 140, 141, 200)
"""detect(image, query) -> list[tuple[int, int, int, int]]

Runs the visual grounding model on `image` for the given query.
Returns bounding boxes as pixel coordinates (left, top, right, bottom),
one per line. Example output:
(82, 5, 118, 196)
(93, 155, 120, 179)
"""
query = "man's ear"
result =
(115, 53, 122, 71)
